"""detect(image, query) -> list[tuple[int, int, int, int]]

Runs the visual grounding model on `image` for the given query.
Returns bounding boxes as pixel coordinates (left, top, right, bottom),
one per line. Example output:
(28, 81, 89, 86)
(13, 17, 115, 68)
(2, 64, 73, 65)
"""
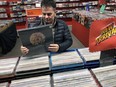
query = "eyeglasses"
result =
(43, 13, 52, 16)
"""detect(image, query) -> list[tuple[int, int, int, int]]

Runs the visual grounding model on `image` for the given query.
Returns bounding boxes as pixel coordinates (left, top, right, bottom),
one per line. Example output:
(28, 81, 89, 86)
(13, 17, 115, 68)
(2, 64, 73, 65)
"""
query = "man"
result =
(21, 0, 72, 54)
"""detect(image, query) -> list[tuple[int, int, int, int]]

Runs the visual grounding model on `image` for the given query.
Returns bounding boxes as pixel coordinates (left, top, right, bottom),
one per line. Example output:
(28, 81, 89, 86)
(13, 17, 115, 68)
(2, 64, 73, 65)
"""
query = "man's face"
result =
(42, 6, 56, 24)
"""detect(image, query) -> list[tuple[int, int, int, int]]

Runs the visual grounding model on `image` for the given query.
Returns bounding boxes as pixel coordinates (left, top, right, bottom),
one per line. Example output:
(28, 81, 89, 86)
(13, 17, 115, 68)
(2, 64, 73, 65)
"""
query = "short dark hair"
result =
(41, 0, 56, 9)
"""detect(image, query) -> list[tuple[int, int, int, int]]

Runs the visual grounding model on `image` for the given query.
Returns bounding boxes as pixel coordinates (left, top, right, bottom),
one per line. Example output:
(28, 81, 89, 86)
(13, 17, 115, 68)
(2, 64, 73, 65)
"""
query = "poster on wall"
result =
(89, 17, 116, 52)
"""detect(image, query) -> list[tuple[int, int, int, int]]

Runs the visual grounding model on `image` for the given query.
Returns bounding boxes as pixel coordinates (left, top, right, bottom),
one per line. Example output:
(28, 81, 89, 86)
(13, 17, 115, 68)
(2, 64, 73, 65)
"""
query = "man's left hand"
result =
(48, 44, 59, 52)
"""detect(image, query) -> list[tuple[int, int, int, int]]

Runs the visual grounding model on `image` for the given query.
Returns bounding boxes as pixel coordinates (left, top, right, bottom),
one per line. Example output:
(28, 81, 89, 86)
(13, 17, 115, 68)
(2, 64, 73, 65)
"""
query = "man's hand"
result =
(21, 46, 29, 55)
(48, 44, 59, 52)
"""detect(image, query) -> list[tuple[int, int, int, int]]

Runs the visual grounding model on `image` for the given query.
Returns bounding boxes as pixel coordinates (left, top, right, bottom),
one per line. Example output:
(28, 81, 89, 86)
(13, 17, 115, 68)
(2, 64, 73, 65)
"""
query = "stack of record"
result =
(16, 55, 50, 77)
(0, 82, 9, 87)
(49, 49, 84, 72)
(91, 65, 116, 87)
(10, 75, 51, 87)
(77, 48, 100, 68)
(53, 69, 98, 87)
(0, 57, 19, 79)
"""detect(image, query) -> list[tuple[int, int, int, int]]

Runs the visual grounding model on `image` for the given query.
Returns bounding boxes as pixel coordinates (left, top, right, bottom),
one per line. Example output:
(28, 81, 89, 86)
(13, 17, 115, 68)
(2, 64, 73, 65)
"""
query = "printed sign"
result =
(26, 8, 42, 16)
(89, 17, 116, 52)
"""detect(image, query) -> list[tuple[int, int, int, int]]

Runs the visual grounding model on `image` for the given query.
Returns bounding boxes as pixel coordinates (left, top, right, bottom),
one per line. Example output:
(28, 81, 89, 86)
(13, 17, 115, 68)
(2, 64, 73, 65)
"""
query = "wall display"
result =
(18, 25, 53, 57)
(56, 0, 98, 19)
(98, 0, 116, 11)
(0, 0, 115, 29)
(0, 0, 38, 29)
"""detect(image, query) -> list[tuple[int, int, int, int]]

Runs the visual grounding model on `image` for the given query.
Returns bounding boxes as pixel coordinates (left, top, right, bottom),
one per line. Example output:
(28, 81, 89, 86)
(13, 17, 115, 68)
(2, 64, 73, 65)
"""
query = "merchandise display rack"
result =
(0, 48, 115, 81)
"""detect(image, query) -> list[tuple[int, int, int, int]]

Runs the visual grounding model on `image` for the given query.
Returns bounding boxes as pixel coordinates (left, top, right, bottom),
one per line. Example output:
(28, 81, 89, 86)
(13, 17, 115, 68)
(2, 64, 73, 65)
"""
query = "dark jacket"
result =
(0, 23, 17, 54)
(28, 18, 73, 52)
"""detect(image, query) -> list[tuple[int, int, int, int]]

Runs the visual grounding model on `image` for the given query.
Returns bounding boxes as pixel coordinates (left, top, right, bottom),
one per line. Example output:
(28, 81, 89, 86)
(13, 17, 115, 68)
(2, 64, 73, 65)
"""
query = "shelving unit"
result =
(0, 0, 116, 30)
(56, 0, 98, 25)
(106, 0, 116, 11)
(0, 1, 9, 19)
(0, 0, 39, 29)
(9, 1, 26, 23)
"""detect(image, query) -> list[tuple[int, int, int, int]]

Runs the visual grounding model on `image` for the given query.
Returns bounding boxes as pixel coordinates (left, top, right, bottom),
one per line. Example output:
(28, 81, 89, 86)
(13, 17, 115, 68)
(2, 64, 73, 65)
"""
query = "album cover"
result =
(50, 50, 83, 68)
(16, 55, 49, 73)
(0, 57, 19, 79)
(18, 25, 53, 57)
(10, 75, 51, 87)
(92, 65, 116, 87)
(78, 48, 100, 61)
(53, 69, 98, 87)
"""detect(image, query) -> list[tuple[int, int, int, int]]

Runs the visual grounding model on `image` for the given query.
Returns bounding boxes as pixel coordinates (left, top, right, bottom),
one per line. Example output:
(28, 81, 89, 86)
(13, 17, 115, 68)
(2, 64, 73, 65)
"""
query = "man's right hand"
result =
(21, 46, 29, 55)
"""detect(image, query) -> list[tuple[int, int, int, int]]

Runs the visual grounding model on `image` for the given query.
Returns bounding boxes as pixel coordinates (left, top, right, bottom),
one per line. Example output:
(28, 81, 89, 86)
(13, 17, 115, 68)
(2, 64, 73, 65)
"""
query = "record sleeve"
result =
(10, 75, 51, 87)
(0, 57, 19, 79)
(18, 25, 53, 57)
(16, 55, 49, 73)
(78, 47, 100, 61)
(53, 69, 98, 87)
(50, 49, 83, 70)
(92, 65, 116, 87)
